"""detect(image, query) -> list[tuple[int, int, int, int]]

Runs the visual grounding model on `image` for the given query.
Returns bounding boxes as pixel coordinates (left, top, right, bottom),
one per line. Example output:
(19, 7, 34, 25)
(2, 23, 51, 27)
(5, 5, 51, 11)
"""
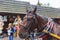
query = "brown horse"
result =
(19, 6, 60, 40)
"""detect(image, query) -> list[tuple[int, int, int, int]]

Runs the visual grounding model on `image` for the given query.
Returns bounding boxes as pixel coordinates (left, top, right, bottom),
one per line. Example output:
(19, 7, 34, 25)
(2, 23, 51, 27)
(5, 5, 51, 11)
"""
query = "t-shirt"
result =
(8, 28, 14, 36)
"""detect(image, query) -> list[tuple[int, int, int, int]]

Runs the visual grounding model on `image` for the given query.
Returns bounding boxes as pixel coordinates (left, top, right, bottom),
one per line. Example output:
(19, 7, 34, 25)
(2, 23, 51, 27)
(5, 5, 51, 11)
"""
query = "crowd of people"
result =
(0, 15, 23, 40)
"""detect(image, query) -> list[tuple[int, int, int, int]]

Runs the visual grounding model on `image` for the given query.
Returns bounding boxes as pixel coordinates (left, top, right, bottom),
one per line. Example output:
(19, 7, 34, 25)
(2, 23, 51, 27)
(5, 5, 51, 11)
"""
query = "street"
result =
(0, 36, 21, 40)
(0, 36, 42, 40)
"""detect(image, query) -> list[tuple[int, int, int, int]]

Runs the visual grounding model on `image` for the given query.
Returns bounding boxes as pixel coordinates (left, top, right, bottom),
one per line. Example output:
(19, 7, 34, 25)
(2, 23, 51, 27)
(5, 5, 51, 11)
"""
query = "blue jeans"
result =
(9, 35, 13, 40)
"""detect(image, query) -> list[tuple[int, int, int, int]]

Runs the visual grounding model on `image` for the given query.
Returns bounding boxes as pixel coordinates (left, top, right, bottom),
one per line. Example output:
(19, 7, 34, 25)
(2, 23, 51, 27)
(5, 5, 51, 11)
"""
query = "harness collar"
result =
(35, 18, 54, 39)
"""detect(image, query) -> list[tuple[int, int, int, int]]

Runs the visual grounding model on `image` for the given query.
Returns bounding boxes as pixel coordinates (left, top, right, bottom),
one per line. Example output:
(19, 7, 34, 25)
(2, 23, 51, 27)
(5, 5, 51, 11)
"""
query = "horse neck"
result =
(36, 15, 48, 31)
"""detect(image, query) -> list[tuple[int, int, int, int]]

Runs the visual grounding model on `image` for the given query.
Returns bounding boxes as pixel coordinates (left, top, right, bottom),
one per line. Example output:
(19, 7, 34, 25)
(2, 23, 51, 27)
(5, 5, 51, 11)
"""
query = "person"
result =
(0, 16, 4, 38)
(14, 15, 22, 26)
(7, 23, 14, 40)
(0, 20, 4, 34)
(9, 16, 14, 23)
(13, 22, 17, 37)
(13, 15, 22, 37)
(3, 26, 7, 40)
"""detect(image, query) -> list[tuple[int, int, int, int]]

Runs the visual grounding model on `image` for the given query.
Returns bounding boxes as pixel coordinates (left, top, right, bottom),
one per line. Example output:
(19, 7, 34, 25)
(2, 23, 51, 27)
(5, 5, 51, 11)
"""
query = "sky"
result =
(16, 0, 60, 8)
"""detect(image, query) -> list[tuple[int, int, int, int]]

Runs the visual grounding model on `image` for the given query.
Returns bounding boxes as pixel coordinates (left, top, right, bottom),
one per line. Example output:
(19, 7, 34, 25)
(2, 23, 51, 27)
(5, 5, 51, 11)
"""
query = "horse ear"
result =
(26, 7, 28, 12)
(33, 6, 37, 13)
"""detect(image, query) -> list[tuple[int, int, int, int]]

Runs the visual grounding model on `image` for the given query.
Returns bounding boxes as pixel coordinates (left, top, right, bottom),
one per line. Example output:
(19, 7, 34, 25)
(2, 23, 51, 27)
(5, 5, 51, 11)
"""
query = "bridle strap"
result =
(35, 24, 50, 36)
(35, 18, 54, 38)
(27, 19, 34, 32)
(26, 14, 37, 32)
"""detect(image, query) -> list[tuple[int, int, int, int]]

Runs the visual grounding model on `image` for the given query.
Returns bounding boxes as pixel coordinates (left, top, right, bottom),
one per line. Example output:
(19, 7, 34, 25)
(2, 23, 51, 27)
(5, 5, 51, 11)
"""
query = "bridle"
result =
(20, 13, 37, 31)
(21, 13, 49, 32)
(20, 12, 54, 40)
(25, 14, 37, 32)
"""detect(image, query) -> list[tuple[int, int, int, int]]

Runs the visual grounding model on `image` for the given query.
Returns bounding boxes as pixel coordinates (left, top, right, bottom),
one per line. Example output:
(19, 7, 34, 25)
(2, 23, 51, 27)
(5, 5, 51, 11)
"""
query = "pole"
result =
(43, 30, 60, 40)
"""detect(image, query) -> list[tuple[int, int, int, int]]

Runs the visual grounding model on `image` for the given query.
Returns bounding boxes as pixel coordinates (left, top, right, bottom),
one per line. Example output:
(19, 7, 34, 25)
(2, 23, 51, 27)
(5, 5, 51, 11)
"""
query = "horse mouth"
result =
(19, 32, 29, 39)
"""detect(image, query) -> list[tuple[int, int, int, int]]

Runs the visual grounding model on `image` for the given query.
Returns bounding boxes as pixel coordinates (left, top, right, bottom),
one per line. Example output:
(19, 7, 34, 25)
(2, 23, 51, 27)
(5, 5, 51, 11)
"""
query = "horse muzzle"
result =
(19, 32, 29, 39)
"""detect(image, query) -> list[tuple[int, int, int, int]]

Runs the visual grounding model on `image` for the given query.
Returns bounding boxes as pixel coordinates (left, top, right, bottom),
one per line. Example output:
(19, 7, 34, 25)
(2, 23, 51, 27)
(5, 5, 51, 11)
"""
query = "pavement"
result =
(0, 36, 42, 40)
(0, 36, 22, 40)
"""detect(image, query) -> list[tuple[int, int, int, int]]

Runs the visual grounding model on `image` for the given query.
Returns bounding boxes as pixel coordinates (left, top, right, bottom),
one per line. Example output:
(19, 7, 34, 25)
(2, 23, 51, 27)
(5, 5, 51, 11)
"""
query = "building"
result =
(37, 5, 60, 18)
(27, 5, 60, 18)
(0, 0, 60, 18)
(0, 0, 30, 14)
(0, 0, 30, 27)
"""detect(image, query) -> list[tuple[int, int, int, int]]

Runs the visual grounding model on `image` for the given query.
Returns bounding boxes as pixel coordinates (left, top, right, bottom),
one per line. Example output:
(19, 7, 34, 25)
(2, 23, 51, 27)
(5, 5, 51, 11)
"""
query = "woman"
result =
(13, 15, 22, 37)
(7, 23, 14, 40)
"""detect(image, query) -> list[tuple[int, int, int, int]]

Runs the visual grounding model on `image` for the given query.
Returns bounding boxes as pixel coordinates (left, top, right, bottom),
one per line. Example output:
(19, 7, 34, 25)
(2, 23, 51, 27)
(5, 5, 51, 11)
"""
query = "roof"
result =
(0, 0, 60, 18)
(28, 5, 60, 18)
(0, 0, 30, 14)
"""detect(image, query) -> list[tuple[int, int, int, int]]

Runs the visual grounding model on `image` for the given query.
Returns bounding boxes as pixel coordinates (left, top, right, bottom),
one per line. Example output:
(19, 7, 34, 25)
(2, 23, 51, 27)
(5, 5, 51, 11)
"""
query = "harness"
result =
(35, 18, 54, 39)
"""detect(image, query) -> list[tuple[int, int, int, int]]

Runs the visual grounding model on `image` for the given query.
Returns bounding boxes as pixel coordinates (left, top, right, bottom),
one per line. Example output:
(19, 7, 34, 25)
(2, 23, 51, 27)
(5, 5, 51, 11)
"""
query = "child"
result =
(7, 23, 14, 40)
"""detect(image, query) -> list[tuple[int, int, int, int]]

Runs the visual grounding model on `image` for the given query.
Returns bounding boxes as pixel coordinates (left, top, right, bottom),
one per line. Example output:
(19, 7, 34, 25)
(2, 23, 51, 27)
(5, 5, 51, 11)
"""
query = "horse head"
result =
(19, 6, 48, 39)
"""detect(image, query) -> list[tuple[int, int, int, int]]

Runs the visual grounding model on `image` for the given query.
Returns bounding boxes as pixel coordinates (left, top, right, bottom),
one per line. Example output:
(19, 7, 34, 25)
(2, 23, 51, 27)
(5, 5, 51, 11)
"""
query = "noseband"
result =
(20, 14, 37, 33)
(26, 15, 36, 32)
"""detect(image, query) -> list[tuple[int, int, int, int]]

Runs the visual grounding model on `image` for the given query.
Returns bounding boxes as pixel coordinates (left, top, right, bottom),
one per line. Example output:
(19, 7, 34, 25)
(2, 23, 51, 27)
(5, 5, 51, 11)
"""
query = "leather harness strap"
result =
(36, 18, 54, 39)
(41, 18, 54, 39)
(47, 18, 54, 29)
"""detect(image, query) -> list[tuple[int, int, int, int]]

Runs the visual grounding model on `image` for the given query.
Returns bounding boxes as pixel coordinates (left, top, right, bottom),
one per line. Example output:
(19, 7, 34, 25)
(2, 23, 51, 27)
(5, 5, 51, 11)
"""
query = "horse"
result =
(19, 6, 60, 40)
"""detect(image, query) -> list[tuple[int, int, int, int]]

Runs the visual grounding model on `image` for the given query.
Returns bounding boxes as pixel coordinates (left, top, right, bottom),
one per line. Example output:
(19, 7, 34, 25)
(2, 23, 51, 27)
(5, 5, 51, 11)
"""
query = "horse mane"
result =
(52, 18, 60, 24)
(37, 14, 48, 24)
